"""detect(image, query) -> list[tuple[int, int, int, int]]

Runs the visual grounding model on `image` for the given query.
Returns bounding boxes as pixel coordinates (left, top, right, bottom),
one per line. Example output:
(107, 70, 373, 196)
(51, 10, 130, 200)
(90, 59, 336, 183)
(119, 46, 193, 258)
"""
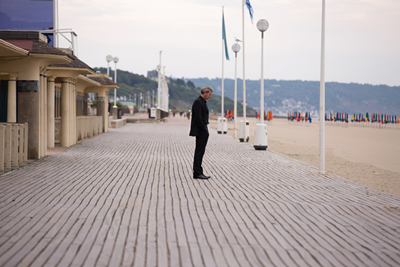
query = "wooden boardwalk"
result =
(0, 122, 400, 267)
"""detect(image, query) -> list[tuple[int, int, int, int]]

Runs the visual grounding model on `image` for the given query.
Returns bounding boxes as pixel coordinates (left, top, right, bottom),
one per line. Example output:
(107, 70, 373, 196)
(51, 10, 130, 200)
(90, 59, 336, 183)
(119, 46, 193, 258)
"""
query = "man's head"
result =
(201, 86, 213, 100)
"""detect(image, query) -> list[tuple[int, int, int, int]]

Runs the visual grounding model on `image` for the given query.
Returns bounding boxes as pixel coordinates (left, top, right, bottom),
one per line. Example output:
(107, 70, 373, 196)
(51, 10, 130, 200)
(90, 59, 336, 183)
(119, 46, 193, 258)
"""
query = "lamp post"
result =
(319, 0, 326, 174)
(242, 0, 246, 141)
(106, 55, 113, 76)
(232, 43, 241, 139)
(113, 56, 119, 108)
(112, 56, 119, 119)
(257, 19, 269, 125)
(253, 19, 269, 151)
(157, 51, 162, 110)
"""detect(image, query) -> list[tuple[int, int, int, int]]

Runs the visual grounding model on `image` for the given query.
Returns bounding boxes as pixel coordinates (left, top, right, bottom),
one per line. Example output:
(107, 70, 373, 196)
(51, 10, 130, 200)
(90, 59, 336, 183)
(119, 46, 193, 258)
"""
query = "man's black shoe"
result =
(193, 174, 209, 179)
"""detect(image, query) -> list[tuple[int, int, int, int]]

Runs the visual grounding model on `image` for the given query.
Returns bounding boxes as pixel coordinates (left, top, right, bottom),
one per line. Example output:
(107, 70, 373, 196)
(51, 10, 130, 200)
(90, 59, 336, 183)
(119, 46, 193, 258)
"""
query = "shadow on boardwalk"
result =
(1, 122, 400, 267)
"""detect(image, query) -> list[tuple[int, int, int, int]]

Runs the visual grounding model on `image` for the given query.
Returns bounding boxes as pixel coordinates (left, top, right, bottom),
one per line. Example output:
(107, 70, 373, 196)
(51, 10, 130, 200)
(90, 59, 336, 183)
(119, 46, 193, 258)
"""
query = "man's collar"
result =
(200, 95, 207, 103)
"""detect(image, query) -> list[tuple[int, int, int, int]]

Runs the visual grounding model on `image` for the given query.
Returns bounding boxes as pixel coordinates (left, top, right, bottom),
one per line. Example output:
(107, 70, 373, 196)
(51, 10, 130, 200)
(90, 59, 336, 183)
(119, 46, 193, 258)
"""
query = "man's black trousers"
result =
(193, 133, 209, 176)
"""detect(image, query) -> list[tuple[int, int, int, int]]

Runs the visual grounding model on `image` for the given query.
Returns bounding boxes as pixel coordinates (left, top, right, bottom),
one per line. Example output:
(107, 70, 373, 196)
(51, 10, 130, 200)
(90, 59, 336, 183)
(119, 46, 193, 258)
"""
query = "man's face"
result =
(202, 91, 212, 100)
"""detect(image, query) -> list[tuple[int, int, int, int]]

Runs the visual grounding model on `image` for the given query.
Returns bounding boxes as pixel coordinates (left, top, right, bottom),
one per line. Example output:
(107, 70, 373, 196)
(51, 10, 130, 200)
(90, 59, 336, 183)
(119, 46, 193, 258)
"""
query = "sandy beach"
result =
(208, 117, 400, 197)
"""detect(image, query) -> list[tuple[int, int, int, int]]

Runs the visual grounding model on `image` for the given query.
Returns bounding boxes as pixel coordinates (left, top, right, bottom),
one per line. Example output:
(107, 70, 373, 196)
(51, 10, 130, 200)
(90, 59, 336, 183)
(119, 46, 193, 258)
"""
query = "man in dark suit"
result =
(189, 86, 213, 179)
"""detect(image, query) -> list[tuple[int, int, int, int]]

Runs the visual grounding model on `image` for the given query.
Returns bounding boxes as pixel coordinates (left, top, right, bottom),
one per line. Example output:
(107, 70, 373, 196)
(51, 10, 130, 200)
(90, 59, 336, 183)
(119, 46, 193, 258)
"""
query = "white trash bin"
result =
(253, 123, 268, 150)
(150, 107, 156, 118)
(217, 118, 222, 134)
(239, 120, 249, 142)
(222, 118, 228, 134)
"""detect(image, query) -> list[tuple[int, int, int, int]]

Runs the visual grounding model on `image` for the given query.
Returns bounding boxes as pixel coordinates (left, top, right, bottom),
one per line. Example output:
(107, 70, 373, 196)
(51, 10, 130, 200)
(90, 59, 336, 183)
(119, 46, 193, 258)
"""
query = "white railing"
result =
(0, 123, 28, 172)
(76, 116, 103, 142)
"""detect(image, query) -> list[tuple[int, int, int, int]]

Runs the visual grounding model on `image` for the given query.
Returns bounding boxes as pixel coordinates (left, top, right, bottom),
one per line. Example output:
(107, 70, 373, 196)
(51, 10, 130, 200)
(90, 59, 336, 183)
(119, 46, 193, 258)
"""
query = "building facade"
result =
(0, 31, 118, 160)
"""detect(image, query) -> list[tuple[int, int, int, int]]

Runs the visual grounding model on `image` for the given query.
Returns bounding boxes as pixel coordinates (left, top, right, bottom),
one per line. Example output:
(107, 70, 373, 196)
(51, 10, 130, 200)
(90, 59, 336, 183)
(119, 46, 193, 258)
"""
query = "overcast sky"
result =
(59, 0, 400, 86)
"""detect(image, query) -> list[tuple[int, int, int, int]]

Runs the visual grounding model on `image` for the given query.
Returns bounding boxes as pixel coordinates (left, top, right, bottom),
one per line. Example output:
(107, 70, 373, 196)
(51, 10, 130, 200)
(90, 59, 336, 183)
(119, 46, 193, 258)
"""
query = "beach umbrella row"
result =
(350, 113, 370, 122)
(287, 111, 312, 122)
(325, 112, 400, 124)
(225, 110, 234, 119)
(367, 113, 400, 124)
(257, 111, 273, 120)
(325, 112, 349, 122)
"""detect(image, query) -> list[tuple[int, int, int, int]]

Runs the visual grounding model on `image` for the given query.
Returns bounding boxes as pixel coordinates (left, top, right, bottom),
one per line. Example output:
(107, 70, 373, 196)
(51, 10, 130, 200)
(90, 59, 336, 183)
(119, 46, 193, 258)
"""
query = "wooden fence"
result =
(0, 123, 28, 172)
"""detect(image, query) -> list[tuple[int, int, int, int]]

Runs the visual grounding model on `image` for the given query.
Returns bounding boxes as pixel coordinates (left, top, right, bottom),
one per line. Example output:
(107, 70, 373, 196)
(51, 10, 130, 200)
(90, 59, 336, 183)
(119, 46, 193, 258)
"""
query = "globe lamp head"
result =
(232, 43, 241, 53)
(257, 19, 269, 32)
(106, 55, 113, 62)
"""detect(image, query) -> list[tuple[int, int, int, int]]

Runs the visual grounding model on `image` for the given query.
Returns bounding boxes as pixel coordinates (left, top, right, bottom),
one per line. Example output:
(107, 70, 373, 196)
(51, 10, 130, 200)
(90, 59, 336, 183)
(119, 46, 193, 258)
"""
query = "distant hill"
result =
(94, 68, 256, 116)
(188, 78, 400, 114)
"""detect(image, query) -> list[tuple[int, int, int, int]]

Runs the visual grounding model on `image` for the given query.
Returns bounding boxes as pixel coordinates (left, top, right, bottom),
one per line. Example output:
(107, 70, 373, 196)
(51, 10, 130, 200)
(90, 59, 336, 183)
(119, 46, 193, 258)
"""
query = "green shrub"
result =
(110, 101, 129, 109)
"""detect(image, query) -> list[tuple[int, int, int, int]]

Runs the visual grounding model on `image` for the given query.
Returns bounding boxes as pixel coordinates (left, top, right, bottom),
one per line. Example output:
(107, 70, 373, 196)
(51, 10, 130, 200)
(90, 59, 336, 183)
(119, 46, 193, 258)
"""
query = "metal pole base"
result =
(112, 107, 118, 120)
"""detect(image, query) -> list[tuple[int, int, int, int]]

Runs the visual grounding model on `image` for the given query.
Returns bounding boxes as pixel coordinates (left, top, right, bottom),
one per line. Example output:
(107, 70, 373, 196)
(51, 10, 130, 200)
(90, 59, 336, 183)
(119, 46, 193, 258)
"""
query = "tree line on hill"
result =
(94, 67, 256, 116)
(187, 78, 400, 115)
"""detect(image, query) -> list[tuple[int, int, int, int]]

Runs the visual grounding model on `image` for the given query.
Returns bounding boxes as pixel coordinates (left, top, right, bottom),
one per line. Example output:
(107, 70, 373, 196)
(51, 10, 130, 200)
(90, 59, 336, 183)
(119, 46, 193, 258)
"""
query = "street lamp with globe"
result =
(111, 57, 119, 120)
(113, 57, 119, 109)
(106, 55, 113, 76)
(232, 42, 241, 139)
(253, 19, 269, 150)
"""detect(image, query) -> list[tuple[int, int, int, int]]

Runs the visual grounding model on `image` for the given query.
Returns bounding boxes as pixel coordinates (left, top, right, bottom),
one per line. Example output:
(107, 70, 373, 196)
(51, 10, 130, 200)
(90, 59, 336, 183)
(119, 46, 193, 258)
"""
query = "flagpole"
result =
(319, 0, 326, 174)
(234, 51, 238, 139)
(53, 0, 59, 47)
(242, 0, 247, 142)
(222, 6, 225, 119)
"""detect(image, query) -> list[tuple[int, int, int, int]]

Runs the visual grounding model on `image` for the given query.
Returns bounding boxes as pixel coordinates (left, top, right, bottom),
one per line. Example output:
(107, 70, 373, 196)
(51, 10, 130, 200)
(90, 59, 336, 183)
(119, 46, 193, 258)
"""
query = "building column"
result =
(74, 84, 77, 144)
(69, 80, 73, 145)
(84, 93, 88, 116)
(104, 92, 109, 132)
(60, 78, 70, 147)
(97, 95, 105, 132)
(7, 73, 18, 122)
(47, 76, 55, 148)
(70, 80, 76, 145)
(39, 73, 43, 158)
(43, 73, 48, 156)
(17, 77, 40, 159)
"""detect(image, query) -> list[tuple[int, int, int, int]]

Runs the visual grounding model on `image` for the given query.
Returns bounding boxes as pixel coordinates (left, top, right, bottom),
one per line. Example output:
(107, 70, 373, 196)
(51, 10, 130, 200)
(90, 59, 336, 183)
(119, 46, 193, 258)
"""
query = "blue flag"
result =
(222, 10, 230, 61)
(245, 0, 254, 24)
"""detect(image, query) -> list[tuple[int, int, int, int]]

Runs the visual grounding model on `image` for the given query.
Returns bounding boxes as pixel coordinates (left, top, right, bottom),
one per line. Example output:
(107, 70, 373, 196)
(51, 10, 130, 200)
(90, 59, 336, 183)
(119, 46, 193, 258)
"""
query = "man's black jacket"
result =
(189, 96, 209, 136)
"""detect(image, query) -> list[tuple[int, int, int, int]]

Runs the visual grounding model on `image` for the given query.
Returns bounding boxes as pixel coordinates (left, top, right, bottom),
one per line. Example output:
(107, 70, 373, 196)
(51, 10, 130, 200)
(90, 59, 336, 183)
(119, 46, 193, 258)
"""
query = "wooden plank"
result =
(5, 124, 11, 169)
(0, 123, 399, 267)
(18, 124, 23, 164)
